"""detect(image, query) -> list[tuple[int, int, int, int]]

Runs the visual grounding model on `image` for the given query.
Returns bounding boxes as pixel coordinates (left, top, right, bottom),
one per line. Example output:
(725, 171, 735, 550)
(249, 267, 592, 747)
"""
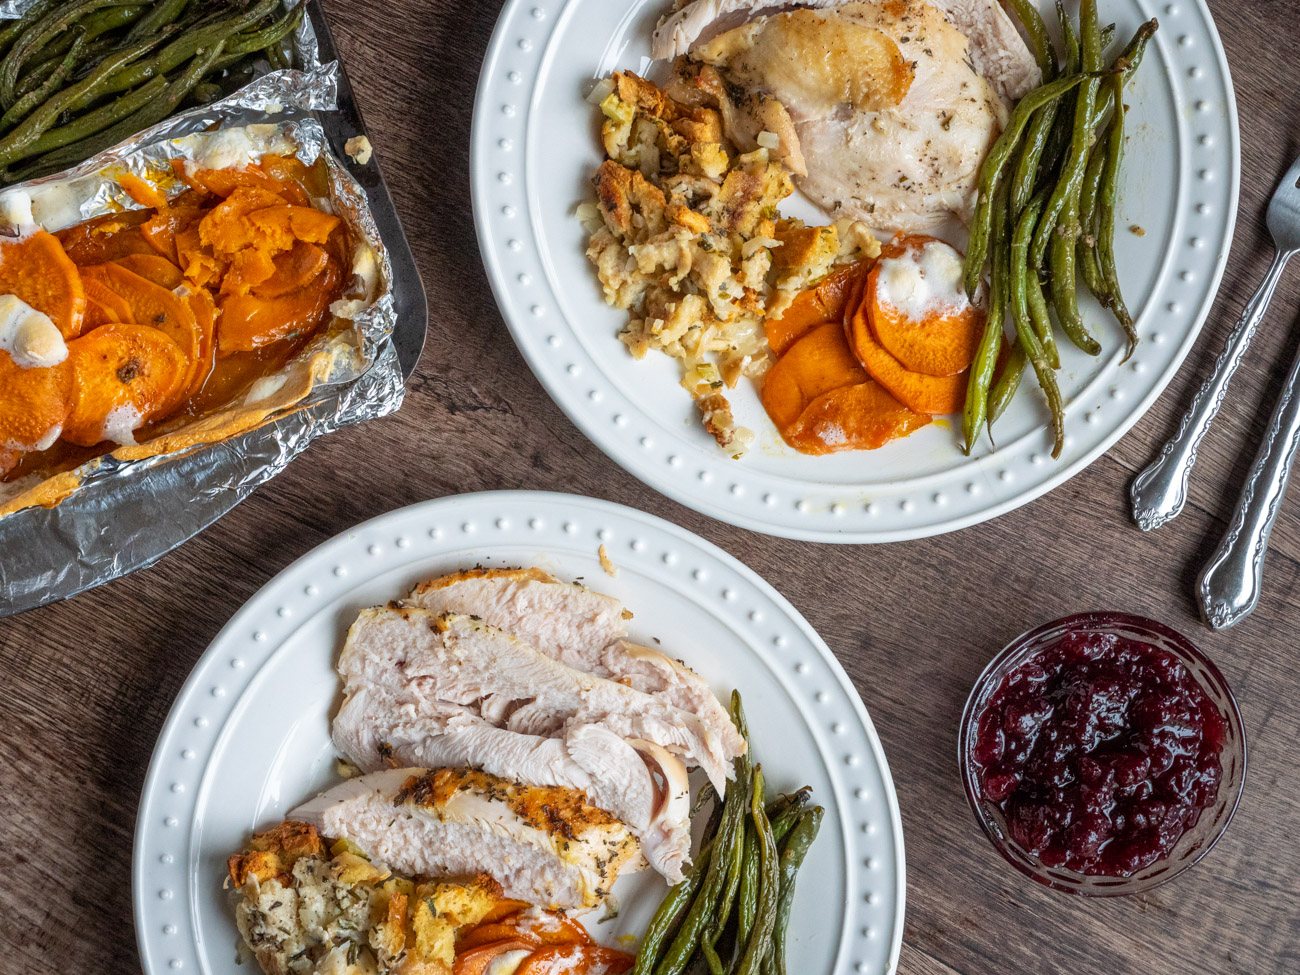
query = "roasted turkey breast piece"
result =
(338, 606, 733, 791)
(332, 686, 693, 881)
(404, 568, 745, 761)
(291, 767, 643, 911)
(654, 0, 1041, 232)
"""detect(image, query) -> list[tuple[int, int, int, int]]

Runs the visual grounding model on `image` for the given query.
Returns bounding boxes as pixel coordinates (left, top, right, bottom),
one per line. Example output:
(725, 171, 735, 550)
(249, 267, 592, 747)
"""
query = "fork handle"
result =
(1198, 323, 1300, 628)
(1130, 248, 1292, 530)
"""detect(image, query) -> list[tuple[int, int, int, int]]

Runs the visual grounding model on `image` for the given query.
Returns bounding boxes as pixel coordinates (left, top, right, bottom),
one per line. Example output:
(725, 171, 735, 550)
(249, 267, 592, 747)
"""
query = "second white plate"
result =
(471, 0, 1239, 541)
(133, 491, 906, 975)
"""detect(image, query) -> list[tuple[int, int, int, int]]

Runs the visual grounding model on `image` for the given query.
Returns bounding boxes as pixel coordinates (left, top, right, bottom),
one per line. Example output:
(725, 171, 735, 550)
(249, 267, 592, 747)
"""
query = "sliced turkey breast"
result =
(340, 607, 732, 791)
(676, 0, 1033, 231)
(291, 767, 643, 911)
(404, 568, 744, 761)
(332, 685, 693, 881)
(653, 0, 1040, 103)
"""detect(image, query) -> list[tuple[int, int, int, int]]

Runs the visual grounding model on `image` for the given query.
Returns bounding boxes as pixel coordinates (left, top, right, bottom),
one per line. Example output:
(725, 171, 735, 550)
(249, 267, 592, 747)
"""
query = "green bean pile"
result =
(0, 0, 302, 187)
(634, 692, 824, 975)
(961, 0, 1158, 458)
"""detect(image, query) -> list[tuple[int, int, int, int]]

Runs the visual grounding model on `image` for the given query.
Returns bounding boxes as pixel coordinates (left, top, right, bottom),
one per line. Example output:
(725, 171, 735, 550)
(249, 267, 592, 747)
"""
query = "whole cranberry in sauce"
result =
(971, 630, 1227, 877)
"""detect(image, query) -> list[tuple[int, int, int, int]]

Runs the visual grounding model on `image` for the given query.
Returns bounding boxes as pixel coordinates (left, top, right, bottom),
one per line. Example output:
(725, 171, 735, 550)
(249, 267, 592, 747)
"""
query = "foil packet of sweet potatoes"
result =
(0, 48, 408, 614)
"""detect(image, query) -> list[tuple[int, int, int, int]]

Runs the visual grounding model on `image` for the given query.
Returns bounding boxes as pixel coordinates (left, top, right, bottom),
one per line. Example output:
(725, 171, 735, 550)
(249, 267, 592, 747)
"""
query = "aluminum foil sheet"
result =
(0, 54, 408, 615)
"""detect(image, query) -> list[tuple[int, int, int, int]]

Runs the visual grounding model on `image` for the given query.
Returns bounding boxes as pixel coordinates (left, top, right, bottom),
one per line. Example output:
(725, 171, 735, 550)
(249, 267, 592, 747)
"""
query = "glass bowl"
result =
(958, 611, 1246, 896)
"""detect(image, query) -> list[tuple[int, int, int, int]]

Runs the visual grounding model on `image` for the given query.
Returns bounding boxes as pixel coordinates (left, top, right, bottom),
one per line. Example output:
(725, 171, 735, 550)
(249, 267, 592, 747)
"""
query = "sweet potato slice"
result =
(765, 261, 867, 356)
(0, 230, 86, 339)
(247, 205, 342, 251)
(868, 237, 984, 377)
(848, 297, 966, 415)
(141, 206, 203, 265)
(0, 350, 73, 451)
(118, 172, 169, 211)
(182, 286, 216, 399)
(760, 321, 868, 430)
(221, 246, 277, 296)
(56, 210, 154, 265)
(199, 187, 292, 256)
(176, 220, 227, 289)
(82, 276, 134, 324)
(113, 253, 184, 290)
(217, 255, 341, 353)
(63, 323, 187, 446)
(182, 165, 290, 201)
(254, 240, 328, 298)
(83, 296, 122, 330)
(79, 263, 199, 406)
(783, 380, 931, 454)
(256, 155, 313, 205)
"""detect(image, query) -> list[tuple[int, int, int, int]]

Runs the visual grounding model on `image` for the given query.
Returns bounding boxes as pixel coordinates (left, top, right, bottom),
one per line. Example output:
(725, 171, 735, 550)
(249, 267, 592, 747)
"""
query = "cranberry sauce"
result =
(971, 630, 1227, 876)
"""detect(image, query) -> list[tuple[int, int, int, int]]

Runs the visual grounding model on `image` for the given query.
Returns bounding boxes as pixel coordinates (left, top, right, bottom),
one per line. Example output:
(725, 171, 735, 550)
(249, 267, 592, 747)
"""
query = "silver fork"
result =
(1129, 155, 1300, 531)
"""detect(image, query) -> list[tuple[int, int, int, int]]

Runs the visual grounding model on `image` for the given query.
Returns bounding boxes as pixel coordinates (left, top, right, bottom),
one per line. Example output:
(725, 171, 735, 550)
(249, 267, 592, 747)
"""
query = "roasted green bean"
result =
(771, 807, 824, 975)
(0, 0, 145, 109)
(0, 26, 84, 131)
(90, 0, 277, 101)
(1003, 0, 1057, 80)
(964, 179, 1012, 453)
(0, 30, 163, 167)
(988, 341, 1027, 428)
(962, 71, 1091, 298)
(1011, 193, 1066, 456)
(12, 38, 221, 180)
(125, 0, 186, 42)
(737, 766, 780, 975)
(1031, 0, 1104, 267)
(632, 845, 714, 975)
(655, 741, 749, 975)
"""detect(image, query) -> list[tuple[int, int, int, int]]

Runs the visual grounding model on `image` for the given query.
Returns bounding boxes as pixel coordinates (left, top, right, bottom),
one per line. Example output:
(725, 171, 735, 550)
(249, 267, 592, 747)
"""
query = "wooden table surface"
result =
(4, 1, 1300, 972)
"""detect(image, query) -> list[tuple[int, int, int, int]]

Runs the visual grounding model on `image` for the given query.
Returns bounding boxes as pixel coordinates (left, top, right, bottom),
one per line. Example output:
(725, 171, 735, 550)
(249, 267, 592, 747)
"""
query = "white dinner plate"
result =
(133, 491, 906, 975)
(471, 0, 1239, 542)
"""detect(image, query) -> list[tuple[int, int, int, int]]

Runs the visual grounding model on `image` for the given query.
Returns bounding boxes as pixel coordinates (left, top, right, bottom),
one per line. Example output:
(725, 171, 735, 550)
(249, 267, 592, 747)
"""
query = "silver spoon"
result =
(1129, 155, 1300, 531)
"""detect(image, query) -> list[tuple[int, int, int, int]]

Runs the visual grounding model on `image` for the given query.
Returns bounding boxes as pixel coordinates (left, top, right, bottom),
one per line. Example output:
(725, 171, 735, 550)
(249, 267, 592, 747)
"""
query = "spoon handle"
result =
(1130, 249, 1291, 530)
(1198, 328, 1300, 629)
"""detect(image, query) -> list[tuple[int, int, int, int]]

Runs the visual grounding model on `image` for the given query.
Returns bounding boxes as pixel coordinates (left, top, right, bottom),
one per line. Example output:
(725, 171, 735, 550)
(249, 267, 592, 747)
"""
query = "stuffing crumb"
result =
(344, 135, 373, 165)
(598, 543, 618, 578)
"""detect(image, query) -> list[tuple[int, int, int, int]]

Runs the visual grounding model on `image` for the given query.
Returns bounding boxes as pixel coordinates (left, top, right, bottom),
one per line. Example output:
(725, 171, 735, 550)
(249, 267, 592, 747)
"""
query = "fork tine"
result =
(1284, 154, 1300, 190)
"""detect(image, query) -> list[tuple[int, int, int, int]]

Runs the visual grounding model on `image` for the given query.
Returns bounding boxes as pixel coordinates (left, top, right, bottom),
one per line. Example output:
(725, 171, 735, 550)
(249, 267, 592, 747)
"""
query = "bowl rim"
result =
(957, 610, 1247, 896)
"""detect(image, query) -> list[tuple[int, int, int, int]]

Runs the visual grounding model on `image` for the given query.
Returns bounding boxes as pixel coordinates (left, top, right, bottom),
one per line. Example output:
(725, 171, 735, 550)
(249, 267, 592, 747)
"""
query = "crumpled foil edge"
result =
(0, 48, 409, 615)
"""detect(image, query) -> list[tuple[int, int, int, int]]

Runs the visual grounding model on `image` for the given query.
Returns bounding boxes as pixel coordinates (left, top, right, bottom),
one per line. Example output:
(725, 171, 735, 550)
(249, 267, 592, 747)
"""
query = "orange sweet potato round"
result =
(764, 261, 867, 356)
(199, 187, 292, 256)
(0, 349, 73, 451)
(183, 286, 216, 400)
(247, 205, 342, 250)
(83, 296, 122, 330)
(80, 263, 200, 407)
(867, 236, 984, 377)
(82, 276, 134, 325)
(255, 155, 313, 205)
(761, 321, 868, 430)
(63, 324, 187, 446)
(181, 166, 290, 200)
(848, 297, 966, 415)
(118, 172, 169, 211)
(217, 255, 342, 353)
(255, 240, 328, 298)
(56, 211, 155, 265)
(113, 253, 185, 290)
(0, 231, 86, 339)
(783, 380, 931, 454)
